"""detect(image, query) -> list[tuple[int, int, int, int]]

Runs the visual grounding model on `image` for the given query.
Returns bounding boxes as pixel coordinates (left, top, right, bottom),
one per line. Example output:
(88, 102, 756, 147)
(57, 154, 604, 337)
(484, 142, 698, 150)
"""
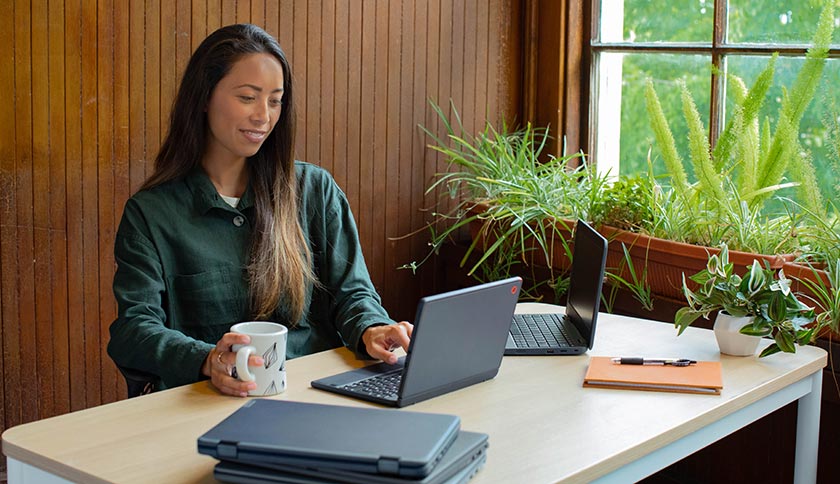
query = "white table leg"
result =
(7, 458, 75, 484)
(794, 369, 823, 484)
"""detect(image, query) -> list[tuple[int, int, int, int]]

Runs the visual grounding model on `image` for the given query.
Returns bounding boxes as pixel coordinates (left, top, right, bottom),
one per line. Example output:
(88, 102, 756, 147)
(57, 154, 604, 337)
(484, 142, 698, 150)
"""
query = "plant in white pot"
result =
(675, 245, 820, 357)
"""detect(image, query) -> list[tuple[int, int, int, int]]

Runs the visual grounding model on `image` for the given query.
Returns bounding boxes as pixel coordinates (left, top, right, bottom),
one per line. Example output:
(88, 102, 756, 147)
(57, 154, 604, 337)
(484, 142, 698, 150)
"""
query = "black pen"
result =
(611, 357, 697, 367)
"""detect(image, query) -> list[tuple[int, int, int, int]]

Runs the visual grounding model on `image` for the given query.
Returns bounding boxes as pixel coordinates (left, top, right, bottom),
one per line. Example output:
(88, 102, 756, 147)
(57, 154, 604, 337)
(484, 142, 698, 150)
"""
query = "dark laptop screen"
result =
(565, 220, 608, 348)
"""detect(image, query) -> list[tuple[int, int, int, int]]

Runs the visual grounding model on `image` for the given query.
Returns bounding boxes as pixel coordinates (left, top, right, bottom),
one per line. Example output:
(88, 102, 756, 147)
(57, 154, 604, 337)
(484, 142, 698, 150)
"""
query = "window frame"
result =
(584, 0, 837, 174)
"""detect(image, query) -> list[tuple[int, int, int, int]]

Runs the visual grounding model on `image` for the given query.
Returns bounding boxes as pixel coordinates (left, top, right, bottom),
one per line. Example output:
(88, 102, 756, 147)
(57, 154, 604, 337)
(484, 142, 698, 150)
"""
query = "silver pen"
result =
(611, 357, 697, 367)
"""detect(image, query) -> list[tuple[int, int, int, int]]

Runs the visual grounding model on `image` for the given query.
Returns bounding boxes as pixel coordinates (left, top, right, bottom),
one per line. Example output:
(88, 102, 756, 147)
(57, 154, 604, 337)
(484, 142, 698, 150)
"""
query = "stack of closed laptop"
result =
(198, 399, 489, 484)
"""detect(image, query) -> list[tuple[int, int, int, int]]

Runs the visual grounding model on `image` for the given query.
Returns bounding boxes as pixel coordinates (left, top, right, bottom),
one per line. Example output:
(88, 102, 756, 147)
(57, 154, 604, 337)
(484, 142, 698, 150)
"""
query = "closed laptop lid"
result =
(197, 400, 460, 475)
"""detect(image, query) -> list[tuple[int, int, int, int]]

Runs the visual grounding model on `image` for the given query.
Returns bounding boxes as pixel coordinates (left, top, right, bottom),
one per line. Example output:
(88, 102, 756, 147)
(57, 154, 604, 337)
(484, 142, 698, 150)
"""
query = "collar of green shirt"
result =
(184, 167, 255, 214)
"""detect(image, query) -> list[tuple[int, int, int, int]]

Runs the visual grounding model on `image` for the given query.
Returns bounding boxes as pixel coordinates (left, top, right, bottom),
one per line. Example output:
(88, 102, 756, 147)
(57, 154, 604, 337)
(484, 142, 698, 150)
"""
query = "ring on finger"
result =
(216, 350, 224, 365)
(219, 353, 232, 376)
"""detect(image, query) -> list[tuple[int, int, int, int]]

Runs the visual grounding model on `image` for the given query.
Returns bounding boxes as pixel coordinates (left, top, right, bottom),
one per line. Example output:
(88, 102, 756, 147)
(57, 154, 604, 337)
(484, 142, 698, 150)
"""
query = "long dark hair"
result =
(143, 24, 314, 322)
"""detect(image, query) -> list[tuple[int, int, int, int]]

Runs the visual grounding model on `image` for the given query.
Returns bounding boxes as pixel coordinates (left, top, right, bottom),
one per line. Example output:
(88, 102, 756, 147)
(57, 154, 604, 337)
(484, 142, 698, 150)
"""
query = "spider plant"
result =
(796, 259, 840, 336)
(603, 243, 654, 312)
(403, 101, 609, 302)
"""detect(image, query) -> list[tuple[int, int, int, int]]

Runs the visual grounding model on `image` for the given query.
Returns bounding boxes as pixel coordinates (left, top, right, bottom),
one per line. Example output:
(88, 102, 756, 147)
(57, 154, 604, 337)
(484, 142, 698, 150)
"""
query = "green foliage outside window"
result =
(613, 0, 840, 203)
(640, 4, 834, 254)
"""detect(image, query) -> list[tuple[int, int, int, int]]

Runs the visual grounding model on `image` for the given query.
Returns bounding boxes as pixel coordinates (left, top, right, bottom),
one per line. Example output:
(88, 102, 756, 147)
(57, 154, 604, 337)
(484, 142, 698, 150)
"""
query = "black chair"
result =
(117, 366, 160, 398)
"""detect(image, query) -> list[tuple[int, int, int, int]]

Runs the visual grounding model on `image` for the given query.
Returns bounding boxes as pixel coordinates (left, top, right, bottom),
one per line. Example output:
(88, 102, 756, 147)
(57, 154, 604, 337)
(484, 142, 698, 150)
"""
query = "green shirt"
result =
(108, 162, 394, 389)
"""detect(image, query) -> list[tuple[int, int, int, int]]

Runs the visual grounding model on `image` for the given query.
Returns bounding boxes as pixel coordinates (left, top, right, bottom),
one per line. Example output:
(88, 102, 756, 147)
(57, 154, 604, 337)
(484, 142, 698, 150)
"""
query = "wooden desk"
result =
(2, 303, 827, 484)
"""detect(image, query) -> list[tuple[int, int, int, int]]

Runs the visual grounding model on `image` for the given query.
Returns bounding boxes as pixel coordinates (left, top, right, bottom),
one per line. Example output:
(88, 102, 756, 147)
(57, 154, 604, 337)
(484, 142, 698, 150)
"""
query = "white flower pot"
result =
(713, 312, 761, 356)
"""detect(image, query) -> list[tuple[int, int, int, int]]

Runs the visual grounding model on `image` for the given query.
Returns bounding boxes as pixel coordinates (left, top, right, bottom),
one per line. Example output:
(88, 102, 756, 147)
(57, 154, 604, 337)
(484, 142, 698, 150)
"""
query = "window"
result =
(589, 0, 840, 198)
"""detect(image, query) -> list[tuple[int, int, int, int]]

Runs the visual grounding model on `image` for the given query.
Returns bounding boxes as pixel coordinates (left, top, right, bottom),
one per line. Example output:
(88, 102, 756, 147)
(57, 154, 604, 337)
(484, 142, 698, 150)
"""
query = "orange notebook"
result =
(583, 356, 723, 395)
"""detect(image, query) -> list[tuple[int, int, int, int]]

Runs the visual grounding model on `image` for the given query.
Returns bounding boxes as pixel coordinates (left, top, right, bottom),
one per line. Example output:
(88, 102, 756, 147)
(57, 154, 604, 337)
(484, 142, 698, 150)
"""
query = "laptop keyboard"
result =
(511, 313, 573, 348)
(339, 370, 403, 400)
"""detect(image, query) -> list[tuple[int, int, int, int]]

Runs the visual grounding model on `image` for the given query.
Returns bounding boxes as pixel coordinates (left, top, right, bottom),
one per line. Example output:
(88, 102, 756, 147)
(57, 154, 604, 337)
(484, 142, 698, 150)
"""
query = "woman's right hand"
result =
(202, 332, 264, 397)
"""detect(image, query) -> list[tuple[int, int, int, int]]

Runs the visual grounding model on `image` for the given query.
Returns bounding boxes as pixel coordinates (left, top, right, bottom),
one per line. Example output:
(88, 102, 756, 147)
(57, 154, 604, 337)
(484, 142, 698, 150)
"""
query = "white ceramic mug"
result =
(230, 321, 288, 396)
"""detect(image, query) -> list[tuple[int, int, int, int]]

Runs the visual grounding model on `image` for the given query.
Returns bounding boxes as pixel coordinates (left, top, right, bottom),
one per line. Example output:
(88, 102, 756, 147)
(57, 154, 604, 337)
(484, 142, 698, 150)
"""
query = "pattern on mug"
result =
(263, 342, 278, 369)
(265, 380, 277, 396)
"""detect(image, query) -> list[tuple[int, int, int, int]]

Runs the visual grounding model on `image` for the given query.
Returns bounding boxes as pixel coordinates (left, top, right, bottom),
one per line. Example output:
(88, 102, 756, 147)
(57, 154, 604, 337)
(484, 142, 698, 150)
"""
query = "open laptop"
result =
(212, 430, 489, 484)
(505, 219, 607, 355)
(311, 277, 523, 407)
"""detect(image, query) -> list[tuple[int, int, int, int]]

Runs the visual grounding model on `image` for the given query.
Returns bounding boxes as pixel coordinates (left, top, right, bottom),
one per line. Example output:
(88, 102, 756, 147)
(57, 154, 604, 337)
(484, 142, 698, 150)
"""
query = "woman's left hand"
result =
(362, 321, 413, 364)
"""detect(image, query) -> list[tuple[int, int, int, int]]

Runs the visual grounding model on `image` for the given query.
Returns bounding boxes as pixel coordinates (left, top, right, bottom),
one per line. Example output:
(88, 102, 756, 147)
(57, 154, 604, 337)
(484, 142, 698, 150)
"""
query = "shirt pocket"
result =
(167, 268, 248, 342)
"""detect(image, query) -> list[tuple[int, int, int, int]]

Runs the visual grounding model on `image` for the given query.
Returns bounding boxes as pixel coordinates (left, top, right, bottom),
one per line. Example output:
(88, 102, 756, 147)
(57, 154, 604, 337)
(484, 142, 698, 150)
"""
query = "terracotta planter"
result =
(597, 225, 794, 302)
(465, 208, 796, 305)
(467, 205, 576, 272)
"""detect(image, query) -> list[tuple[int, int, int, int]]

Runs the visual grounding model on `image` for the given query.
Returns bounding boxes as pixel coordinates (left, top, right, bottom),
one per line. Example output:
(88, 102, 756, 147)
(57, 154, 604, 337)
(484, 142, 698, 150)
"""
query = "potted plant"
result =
(785, 208, 840, 340)
(606, 6, 836, 303)
(674, 245, 820, 357)
(407, 102, 607, 302)
(645, 4, 834, 246)
(782, 103, 840, 341)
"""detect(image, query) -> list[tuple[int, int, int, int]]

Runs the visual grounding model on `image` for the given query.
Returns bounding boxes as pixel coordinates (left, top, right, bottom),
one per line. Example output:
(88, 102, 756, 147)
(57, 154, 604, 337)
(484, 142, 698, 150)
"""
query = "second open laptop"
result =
(505, 219, 608, 355)
(311, 277, 523, 407)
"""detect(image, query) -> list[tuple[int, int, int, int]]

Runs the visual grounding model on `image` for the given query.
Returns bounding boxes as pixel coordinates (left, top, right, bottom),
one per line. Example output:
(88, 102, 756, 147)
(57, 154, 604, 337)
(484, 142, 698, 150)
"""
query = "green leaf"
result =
(795, 327, 816, 346)
(745, 260, 766, 296)
(713, 55, 776, 175)
(740, 319, 771, 337)
(766, 292, 788, 322)
(788, 148, 826, 218)
(753, 4, 833, 206)
(680, 82, 728, 210)
(780, 4, 833, 127)
(675, 307, 703, 335)
(773, 329, 796, 353)
(706, 252, 722, 275)
(645, 79, 691, 203)
(759, 343, 782, 358)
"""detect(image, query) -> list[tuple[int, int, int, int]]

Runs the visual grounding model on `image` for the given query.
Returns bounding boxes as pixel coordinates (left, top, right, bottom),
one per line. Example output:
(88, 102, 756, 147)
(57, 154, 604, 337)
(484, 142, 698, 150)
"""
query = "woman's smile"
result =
(241, 129, 268, 143)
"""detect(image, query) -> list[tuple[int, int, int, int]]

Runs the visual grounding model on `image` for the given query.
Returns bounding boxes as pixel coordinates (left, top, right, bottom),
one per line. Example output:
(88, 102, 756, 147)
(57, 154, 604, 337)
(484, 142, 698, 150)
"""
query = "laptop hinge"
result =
(216, 442, 238, 459)
(377, 456, 400, 474)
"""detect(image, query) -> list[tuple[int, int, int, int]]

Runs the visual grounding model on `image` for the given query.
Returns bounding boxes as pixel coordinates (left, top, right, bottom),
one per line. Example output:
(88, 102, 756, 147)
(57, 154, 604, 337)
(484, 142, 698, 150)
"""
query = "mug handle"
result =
(234, 346, 256, 382)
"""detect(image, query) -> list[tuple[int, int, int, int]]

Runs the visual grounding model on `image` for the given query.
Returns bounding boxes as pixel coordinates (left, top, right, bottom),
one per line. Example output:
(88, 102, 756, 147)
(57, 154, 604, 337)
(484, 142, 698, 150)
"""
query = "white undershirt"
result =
(220, 194, 240, 208)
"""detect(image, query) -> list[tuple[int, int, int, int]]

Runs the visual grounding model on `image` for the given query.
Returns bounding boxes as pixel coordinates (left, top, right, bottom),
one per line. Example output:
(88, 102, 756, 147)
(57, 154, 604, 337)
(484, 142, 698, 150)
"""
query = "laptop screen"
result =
(565, 220, 608, 348)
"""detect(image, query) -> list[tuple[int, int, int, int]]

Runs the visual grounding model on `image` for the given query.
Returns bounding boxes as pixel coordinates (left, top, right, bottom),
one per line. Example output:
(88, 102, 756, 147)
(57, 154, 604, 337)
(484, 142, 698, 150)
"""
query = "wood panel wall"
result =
(0, 0, 523, 437)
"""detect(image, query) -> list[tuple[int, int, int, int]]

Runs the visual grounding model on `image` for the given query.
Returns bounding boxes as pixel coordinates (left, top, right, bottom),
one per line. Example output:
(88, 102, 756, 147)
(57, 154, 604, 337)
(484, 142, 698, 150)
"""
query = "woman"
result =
(108, 24, 412, 397)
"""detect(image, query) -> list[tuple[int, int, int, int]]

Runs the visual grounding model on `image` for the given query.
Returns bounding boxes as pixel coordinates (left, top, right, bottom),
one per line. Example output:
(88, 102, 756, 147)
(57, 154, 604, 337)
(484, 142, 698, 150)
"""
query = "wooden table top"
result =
(2, 303, 827, 484)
